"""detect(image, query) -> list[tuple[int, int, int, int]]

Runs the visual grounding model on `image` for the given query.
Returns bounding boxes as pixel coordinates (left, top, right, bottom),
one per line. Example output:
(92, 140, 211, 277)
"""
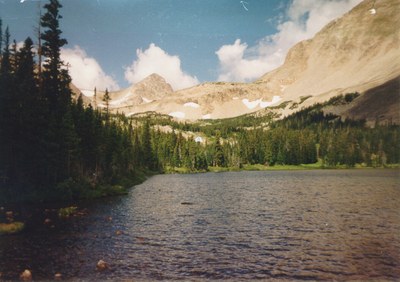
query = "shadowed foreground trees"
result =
(0, 1, 156, 202)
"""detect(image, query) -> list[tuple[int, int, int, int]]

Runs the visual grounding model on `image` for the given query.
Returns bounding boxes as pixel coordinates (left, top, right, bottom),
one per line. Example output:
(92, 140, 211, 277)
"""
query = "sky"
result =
(0, 0, 362, 91)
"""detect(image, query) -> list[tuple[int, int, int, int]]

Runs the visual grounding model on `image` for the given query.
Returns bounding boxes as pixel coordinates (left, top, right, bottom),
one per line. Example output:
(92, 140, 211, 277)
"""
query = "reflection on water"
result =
(0, 170, 399, 280)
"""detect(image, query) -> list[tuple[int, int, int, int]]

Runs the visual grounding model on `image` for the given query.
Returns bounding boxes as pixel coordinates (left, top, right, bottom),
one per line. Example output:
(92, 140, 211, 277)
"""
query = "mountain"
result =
(84, 73, 173, 113)
(108, 73, 173, 109)
(257, 0, 399, 120)
(83, 0, 399, 123)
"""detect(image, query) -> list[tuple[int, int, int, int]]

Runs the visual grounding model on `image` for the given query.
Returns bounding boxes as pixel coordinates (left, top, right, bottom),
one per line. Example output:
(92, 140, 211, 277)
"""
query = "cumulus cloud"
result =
(216, 0, 362, 82)
(61, 46, 119, 92)
(124, 43, 199, 91)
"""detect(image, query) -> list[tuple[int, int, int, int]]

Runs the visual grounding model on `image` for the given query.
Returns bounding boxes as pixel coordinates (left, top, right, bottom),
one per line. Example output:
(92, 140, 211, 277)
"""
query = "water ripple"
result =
(0, 170, 399, 280)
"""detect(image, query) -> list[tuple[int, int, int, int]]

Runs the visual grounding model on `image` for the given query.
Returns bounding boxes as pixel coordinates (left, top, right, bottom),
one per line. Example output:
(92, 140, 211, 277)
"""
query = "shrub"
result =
(0, 222, 25, 235)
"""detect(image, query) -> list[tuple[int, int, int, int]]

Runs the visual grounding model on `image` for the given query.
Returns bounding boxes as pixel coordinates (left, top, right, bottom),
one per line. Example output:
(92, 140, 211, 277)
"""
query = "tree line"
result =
(134, 94, 400, 170)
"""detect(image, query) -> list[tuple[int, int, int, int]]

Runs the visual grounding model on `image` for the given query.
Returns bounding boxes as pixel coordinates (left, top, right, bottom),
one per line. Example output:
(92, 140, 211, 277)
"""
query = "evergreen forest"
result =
(0, 0, 399, 204)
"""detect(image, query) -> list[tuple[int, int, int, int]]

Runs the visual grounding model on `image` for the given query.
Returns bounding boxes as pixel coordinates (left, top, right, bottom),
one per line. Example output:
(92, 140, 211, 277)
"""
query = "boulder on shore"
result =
(20, 269, 32, 281)
(96, 260, 108, 271)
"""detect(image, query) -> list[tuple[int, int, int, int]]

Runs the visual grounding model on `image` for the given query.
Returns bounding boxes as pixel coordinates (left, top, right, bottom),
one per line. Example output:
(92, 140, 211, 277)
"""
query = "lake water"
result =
(0, 170, 399, 280)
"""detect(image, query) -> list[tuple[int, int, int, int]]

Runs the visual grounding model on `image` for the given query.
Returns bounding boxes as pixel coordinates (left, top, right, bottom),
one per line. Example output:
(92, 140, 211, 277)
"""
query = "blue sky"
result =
(0, 0, 361, 91)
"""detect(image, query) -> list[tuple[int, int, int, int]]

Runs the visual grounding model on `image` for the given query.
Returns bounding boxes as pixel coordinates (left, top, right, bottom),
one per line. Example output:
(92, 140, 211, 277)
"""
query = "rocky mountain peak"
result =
(132, 73, 173, 100)
(142, 73, 168, 83)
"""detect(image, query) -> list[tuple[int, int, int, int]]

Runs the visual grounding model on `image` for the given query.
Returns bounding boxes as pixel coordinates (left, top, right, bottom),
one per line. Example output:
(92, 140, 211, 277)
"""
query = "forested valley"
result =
(0, 1, 399, 204)
(135, 94, 400, 173)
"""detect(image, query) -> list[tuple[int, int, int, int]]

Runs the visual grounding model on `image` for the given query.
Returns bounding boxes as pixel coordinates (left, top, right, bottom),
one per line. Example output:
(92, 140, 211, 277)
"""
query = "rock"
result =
(20, 269, 32, 281)
(76, 209, 88, 217)
(96, 260, 108, 271)
(44, 218, 52, 225)
(54, 273, 62, 280)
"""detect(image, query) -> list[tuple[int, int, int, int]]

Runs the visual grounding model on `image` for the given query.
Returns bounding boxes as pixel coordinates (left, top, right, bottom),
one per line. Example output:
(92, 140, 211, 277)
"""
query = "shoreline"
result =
(1, 164, 398, 206)
(165, 163, 400, 174)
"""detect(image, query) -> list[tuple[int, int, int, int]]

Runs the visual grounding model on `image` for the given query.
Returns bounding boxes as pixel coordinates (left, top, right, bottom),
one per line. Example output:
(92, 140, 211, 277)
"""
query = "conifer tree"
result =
(103, 88, 110, 115)
(0, 27, 13, 185)
(213, 132, 226, 167)
(0, 18, 2, 57)
(93, 87, 97, 108)
(40, 0, 74, 185)
(40, 0, 71, 111)
(14, 37, 41, 182)
(141, 119, 153, 168)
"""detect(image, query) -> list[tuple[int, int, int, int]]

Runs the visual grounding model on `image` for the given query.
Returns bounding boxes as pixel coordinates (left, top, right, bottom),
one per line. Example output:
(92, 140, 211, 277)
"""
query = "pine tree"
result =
(102, 88, 110, 115)
(132, 127, 141, 167)
(93, 87, 97, 108)
(60, 109, 80, 178)
(10, 40, 18, 70)
(141, 119, 153, 168)
(213, 132, 226, 167)
(40, 0, 71, 112)
(35, 4, 43, 86)
(13, 37, 41, 184)
(40, 0, 76, 185)
(0, 26, 14, 186)
(0, 18, 3, 57)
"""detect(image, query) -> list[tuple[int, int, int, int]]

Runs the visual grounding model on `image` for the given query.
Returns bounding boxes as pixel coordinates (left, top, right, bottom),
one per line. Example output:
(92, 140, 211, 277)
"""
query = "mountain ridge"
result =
(81, 0, 399, 123)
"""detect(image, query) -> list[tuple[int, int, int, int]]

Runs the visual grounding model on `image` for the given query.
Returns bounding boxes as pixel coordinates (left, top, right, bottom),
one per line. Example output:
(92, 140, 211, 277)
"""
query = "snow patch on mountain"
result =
(108, 90, 137, 106)
(142, 97, 153, 103)
(184, 102, 200, 108)
(242, 99, 261, 109)
(169, 112, 186, 119)
(81, 89, 94, 97)
(242, 96, 282, 109)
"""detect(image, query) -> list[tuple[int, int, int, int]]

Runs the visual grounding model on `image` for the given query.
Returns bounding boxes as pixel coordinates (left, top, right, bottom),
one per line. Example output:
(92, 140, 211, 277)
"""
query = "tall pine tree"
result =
(40, 0, 74, 185)
(13, 37, 41, 185)
(0, 27, 14, 187)
(40, 0, 71, 112)
(0, 18, 3, 57)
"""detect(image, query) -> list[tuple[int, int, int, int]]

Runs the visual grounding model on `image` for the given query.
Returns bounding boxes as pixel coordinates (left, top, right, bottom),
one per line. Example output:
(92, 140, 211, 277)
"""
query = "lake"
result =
(0, 169, 399, 280)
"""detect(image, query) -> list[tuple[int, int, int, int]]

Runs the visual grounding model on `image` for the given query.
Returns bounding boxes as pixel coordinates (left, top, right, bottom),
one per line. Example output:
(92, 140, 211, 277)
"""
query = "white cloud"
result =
(216, 39, 277, 82)
(124, 43, 199, 91)
(216, 0, 362, 82)
(61, 46, 119, 91)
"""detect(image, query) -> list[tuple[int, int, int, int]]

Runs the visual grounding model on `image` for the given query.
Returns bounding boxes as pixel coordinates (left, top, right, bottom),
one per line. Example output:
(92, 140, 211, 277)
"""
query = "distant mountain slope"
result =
(341, 76, 400, 124)
(258, 0, 399, 103)
(83, 0, 399, 122)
